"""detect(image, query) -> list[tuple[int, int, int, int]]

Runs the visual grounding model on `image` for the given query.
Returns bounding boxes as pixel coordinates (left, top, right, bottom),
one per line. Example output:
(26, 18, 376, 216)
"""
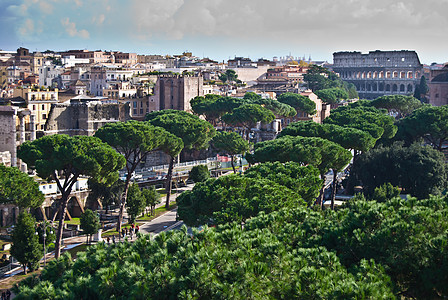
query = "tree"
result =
(95, 120, 181, 233)
(221, 104, 275, 140)
(247, 135, 352, 208)
(419, 75, 429, 100)
(372, 183, 400, 202)
(352, 142, 447, 198)
(314, 88, 348, 104)
(370, 95, 422, 118)
(188, 165, 210, 183)
(244, 162, 322, 205)
(219, 69, 237, 83)
(80, 209, 100, 245)
(279, 121, 374, 206)
(213, 131, 249, 173)
(303, 65, 342, 91)
(146, 110, 215, 208)
(395, 105, 448, 151)
(0, 164, 44, 209)
(11, 212, 43, 274)
(141, 187, 160, 216)
(177, 174, 303, 226)
(277, 92, 316, 115)
(323, 106, 397, 141)
(251, 98, 297, 118)
(126, 184, 145, 224)
(86, 179, 125, 213)
(18, 134, 125, 259)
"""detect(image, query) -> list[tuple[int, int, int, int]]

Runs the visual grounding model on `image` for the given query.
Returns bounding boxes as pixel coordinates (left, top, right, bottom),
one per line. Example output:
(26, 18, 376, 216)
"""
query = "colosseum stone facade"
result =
(332, 50, 423, 99)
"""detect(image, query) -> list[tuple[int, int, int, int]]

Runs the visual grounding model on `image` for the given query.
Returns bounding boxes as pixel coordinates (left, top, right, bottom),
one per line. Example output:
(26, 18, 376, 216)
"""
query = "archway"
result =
(385, 84, 391, 92)
(392, 84, 398, 92)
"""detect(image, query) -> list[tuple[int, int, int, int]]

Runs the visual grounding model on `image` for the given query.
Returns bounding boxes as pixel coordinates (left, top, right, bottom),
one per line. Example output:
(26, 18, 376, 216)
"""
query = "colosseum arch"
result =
(379, 71, 384, 78)
(362, 72, 366, 79)
(373, 71, 378, 79)
(407, 84, 413, 92)
(379, 83, 384, 91)
(400, 72, 406, 79)
(385, 84, 391, 91)
(372, 83, 377, 91)
(386, 71, 391, 78)
(392, 84, 398, 92)
(367, 72, 372, 79)
(407, 71, 413, 79)
(400, 84, 405, 92)
(393, 71, 399, 78)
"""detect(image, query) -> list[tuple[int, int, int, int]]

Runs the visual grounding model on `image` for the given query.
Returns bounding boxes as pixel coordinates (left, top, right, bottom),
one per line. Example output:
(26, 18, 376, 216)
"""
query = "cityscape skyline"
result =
(1, 0, 448, 64)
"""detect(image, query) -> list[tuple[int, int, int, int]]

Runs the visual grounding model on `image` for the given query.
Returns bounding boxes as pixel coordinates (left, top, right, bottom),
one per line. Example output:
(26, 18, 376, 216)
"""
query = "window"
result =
(42, 95, 45, 100)
(33, 105, 36, 110)
(133, 102, 137, 108)
(140, 109, 143, 114)
(43, 114, 47, 119)
(42, 104, 45, 110)
(133, 109, 137, 115)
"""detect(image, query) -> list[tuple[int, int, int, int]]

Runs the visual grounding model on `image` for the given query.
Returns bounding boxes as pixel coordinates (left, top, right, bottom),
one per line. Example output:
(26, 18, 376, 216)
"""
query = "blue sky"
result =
(1, 0, 448, 64)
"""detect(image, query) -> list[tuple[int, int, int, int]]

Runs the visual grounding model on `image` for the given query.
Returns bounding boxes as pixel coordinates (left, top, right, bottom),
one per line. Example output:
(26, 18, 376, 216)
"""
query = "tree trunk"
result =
(23, 264, 27, 275)
(331, 169, 338, 210)
(116, 177, 131, 233)
(230, 155, 236, 174)
(165, 156, 175, 209)
(54, 194, 69, 259)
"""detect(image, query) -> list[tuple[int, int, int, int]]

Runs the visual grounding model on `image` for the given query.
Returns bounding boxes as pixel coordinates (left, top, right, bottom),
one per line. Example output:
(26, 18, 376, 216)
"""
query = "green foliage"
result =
(279, 121, 376, 153)
(0, 164, 44, 209)
(244, 162, 322, 205)
(177, 174, 304, 226)
(141, 187, 160, 215)
(17, 134, 126, 258)
(277, 92, 316, 115)
(372, 183, 401, 202)
(146, 110, 215, 151)
(18, 135, 125, 187)
(323, 106, 397, 140)
(126, 184, 146, 224)
(86, 179, 125, 211)
(315, 88, 348, 104)
(191, 96, 247, 124)
(303, 65, 342, 91)
(221, 103, 275, 130)
(213, 131, 249, 156)
(371, 95, 422, 117)
(219, 69, 238, 83)
(95, 120, 182, 166)
(247, 135, 352, 175)
(11, 212, 43, 274)
(188, 165, 210, 183)
(243, 91, 261, 101)
(395, 105, 448, 151)
(352, 142, 447, 198)
(80, 209, 100, 237)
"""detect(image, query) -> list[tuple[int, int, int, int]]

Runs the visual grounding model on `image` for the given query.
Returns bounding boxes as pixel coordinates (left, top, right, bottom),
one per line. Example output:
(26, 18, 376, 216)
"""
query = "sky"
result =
(1, 0, 447, 64)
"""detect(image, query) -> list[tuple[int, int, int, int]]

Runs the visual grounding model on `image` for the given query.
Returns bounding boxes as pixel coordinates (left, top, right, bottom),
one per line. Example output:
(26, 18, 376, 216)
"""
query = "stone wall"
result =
(0, 106, 16, 167)
(45, 101, 129, 136)
(332, 50, 423, 99)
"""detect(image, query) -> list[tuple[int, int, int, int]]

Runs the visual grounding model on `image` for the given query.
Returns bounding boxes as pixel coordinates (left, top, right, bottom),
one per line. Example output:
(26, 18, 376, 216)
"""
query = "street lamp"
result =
(36, 221, 53, 267)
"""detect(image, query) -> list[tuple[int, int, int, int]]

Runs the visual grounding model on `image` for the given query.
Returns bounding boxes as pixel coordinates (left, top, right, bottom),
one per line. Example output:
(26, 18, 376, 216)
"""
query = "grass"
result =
(65, 218, 80, 225)
(101, 202, 177, 238)
(136, 202, 177, 222)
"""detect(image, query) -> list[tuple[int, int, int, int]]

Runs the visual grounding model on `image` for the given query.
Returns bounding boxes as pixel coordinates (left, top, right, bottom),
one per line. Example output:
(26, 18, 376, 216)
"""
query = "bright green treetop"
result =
(0, 164, 44, 209)
(277, 92, 316, 115)
(11, 212, 43, 274)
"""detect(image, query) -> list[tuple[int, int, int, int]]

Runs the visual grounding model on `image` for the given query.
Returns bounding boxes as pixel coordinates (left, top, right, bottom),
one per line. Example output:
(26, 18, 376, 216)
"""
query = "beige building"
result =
(13, 87, 58, 131)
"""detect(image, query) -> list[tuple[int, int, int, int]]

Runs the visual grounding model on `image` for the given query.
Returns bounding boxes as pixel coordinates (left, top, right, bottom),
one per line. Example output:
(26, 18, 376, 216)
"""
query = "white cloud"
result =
(18, 18, 34, 36)
(61, 17, 90, 38)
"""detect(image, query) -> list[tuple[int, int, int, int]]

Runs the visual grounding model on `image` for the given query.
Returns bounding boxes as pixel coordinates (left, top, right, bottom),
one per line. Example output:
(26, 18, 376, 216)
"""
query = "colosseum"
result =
(332, 50, 423, 99)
